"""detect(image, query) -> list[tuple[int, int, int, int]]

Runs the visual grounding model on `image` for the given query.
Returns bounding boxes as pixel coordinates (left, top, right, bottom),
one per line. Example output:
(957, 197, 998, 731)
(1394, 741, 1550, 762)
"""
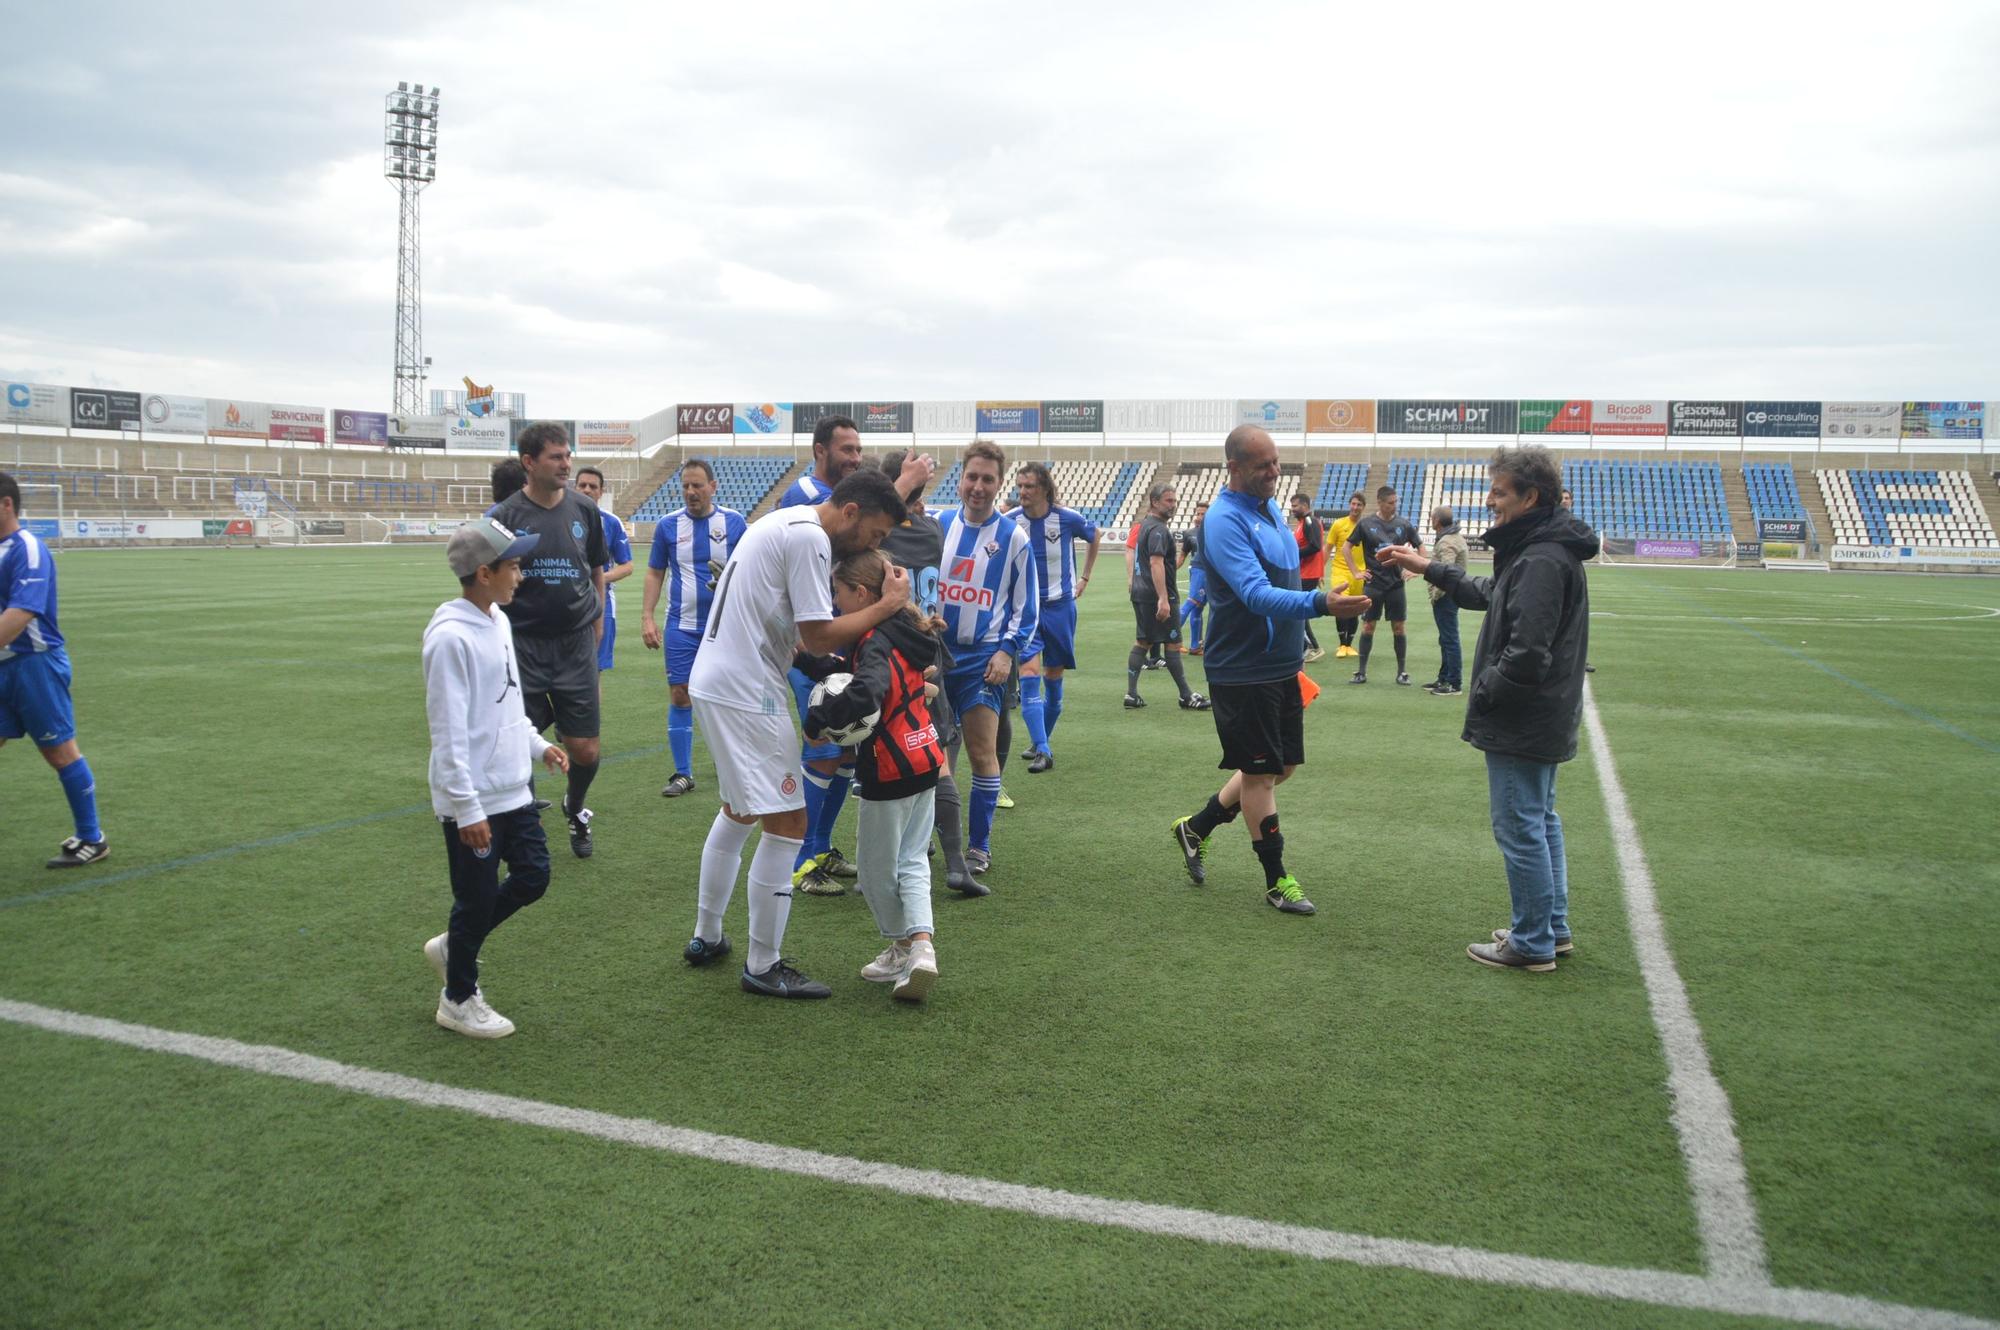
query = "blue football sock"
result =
(811, 769, 852, 861)
(969, 774, 1002, 853)
(58, 757, 102, 843)
(1189, 607, 1204, 651)
(796, 767, 832, 869)
(1020, 677, 1050, 754)
(1044, 677, 1065, 737)
(668, 704, 694, 777)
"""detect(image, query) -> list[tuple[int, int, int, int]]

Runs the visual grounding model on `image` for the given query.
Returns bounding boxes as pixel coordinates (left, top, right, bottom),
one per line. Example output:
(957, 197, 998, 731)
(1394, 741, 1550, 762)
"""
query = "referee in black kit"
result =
(491, 422, 610, 858)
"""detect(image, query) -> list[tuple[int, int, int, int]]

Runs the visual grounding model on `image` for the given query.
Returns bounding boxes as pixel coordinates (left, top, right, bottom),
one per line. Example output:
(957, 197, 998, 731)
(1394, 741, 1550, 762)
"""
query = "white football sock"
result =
(697, 811, 756, 941)
(746, 831, 803, 975)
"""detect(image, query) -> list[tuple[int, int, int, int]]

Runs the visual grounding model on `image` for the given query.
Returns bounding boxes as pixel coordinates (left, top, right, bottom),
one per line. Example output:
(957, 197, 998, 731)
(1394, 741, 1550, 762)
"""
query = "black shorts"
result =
(1132, 598, 1183, 647)
(1209, 677, 1305, 776)
(515, 625, 601, 739)
(1363, 579, 1408, 623)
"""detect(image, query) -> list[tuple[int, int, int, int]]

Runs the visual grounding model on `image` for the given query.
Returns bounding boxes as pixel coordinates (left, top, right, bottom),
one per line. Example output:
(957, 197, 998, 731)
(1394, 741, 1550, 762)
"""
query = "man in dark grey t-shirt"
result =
(1343, 485, 1423, 687)
(1125, 483, 1206, 711)
(491, 423, 610, 857)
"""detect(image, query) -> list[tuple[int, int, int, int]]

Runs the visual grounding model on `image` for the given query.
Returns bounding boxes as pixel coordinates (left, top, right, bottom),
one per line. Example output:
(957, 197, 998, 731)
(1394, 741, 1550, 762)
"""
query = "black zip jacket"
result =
(1424, 506, 1599, 763)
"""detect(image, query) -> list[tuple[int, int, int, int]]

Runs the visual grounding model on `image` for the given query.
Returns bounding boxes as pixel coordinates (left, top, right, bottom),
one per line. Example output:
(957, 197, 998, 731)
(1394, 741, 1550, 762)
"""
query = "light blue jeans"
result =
(857, 787, 937, 942)
(1484, 752, 1571, 960)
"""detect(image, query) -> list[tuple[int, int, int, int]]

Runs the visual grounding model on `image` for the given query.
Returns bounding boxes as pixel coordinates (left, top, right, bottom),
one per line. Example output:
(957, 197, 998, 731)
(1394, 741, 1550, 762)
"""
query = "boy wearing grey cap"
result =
(421, 518, 570, 1038)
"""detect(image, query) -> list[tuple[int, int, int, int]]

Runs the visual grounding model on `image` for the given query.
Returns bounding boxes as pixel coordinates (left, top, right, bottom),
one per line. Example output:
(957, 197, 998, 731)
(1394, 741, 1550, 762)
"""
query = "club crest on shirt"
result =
(984, 540, 1000, 557)
(781, 773, 798, 796)
(571, 519, 586, 540)
(711, 521, 727, 541)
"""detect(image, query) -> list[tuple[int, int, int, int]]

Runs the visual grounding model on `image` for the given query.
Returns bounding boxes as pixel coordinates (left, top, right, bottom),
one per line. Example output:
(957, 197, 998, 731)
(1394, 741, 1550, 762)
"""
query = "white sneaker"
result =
(423, 932, 449, 983)
(436, 990, 515, 1039)
(893, 939, 938, 1003)
(860, 942, 911, 983)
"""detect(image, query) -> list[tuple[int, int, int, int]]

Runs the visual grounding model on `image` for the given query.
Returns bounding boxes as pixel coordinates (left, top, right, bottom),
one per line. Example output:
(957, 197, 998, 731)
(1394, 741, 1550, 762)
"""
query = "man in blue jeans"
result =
(1377, 445, 1598, 971)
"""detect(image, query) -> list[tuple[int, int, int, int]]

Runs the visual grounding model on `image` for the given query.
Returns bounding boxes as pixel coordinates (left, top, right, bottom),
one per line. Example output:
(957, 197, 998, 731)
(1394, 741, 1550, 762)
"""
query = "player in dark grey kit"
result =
(1343, 485, 1423, 687)
(490, 423, 610, 858)
(1125, 483, 1207, 711)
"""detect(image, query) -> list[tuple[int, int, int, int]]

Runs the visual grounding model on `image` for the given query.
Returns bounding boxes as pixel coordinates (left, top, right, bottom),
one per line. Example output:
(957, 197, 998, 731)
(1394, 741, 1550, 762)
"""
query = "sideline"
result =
(0, 998, 1989, 1330)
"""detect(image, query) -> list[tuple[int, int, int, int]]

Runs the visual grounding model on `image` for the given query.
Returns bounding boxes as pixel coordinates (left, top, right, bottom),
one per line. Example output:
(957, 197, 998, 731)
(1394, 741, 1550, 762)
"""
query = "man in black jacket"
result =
(1376, 445, 1598, 972)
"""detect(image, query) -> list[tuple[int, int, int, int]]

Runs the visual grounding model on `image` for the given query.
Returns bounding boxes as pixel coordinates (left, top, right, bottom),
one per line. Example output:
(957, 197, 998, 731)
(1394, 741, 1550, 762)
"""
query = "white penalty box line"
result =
(0, 1000, 1991, 1330)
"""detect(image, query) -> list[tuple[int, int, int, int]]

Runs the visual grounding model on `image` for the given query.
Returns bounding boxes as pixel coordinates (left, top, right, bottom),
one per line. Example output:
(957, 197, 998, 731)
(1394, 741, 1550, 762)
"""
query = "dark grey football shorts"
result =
(515, 625, 601, 739)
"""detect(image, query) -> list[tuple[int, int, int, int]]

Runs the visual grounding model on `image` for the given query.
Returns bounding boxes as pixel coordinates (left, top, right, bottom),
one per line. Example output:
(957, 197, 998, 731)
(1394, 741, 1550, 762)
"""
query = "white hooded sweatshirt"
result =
(423, 597, 553, 824)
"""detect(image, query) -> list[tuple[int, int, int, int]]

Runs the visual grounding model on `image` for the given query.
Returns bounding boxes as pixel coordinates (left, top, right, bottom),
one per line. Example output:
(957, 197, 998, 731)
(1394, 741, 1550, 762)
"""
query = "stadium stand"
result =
(629, 457, 791, 522)
(1312, 462, 1369, 513)
(1743, 462, 1808, 526)
(1386, 459, 1496, 542)
(1559, 459, 1730, 540)
(1813, 469, 1999, 547)
(928, 460, 1149, 535)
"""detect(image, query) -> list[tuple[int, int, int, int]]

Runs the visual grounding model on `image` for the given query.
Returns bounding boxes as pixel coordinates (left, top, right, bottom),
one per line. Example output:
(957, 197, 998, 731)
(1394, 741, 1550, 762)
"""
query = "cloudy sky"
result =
(2, 1, 1995, 418)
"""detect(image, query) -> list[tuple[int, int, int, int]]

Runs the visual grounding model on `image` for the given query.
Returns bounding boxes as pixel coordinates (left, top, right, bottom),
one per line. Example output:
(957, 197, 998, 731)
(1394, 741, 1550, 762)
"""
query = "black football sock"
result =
(1338, 619, 1356, 646)
(564, 759, 600, 815)
(1357, 635, 1374, 670)
(1187, 793, 1240, 840)
(1163, 650, 1192, 701)
(1127, 646, 1147, 695)
(1304, 620, 1319, 649)
(1251, 815, 1286, 889)
(996, 704, 1013, 771)
(1393, 634, 1407, 672)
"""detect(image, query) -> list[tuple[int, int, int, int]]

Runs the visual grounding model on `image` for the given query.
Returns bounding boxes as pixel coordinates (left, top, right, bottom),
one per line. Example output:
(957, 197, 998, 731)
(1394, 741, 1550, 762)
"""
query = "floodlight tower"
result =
(384, 82, 441, 418)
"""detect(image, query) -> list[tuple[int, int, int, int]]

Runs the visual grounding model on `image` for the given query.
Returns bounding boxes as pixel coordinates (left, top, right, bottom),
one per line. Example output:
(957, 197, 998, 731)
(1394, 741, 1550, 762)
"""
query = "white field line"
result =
(1581, 679, 1769, 1285)
(2, 1000, 1993, 1330)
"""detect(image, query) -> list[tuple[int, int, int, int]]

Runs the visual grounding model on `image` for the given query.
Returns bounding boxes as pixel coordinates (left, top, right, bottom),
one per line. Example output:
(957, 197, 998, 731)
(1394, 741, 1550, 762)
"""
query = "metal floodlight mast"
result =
(384, 84, 441, 419)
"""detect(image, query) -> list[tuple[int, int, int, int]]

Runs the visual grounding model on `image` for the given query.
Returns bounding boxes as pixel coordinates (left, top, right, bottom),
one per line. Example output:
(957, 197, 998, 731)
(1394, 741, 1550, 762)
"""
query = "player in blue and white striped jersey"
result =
(932, 441, 1038, 873)
(640, 459, 747, 798)
(1002, 462, 1101, 775)
(777, 413, 863, 509)
(0, 472, 108, 868)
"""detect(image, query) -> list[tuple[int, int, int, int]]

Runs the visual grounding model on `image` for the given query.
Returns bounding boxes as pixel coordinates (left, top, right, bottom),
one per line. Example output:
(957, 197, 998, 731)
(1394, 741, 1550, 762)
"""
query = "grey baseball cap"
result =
(447, 517, 540, 577)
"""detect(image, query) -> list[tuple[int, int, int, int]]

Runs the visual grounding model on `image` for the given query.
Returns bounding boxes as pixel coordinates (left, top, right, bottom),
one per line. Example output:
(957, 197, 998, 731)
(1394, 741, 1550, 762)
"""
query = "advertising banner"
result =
(734, 402, 793, 435)
(200, 518, 256, 538)
(1106, 399, 1171, 432)
(1040, 400, 1104, 433)
(209, 398, 273, 439)
(1758, 519, 1806, 541)
(1237, 399, 1306, 432)
(268, 404, 327, 444)
(1832, 543, 2000, 567)
(141, 392, 208, 435)
(447, 416, 510, 449)
(1742, 401, 1821, 438)
(976, 400, 1041, 432)
(916, 401, 974, 433)
(792, 402, 854, 436)
(1378, 400, 1519, 434)
(506, 418, 578, 447)
(1592, 400, 1669, 437)
(1821, 401, 1900, 440)
(1634, 539, 1703, 559)
(65, 518, 207, 540)
(1305, 399, 1376, 434)
(23, 518, 61, 540)
(389, 518, 462, 537)
(300, 520, 349, 536)
(1168, 400, 1235, 433)
(1519, 400, 1593, 434)
(577, 420, 638, 449)
(389, 415, 447, 450)
(1737, 540, 1763, 560)
(334, 409, 391, 446)
(70, 388, 141, 431)
(1669, 400, 1742, 437)
(1900, 401, 1985, 440)
(3, 381, 68, 428)
(677, 403, 733, 435)
(856, 401, 914, 433)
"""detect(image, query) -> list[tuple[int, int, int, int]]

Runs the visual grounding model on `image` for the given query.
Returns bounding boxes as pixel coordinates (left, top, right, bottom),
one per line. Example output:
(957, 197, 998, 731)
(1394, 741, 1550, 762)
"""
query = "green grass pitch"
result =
(1, 545, 1995, 1327)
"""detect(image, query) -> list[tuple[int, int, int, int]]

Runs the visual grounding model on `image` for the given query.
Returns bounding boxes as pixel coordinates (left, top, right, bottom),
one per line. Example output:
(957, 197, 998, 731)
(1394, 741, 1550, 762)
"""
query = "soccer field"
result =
(2, 546, 1995, 1329)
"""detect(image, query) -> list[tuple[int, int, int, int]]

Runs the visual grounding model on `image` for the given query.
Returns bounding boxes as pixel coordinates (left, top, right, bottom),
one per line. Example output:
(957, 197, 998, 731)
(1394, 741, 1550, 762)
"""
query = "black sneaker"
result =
(46, 836, 109, 869)
(1170, 816, 1207, 885)
(561, 800, 594, 859)
(741, 959, 832, 999)
(820, 846, 858, 880)
(1179, 693, 1212, 711)
(1123, 693, 1146, 709)
(947, 870, 991, 897)
(683, 933, 733, 967)
(1395, 672, 1412, 686)
(532, 798, 553, 812)
(1431, 683, 1461, 696)
(1144, 658, 1166, 670)
(1347, 672, 1367, 685)
(661, 773, 695, 798)
(1027, 749, 1053, 773)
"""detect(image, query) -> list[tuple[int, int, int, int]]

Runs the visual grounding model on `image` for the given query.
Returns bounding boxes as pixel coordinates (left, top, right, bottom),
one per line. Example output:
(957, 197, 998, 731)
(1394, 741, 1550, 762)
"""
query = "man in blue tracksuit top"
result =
(1168, 427, 1372, 915)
